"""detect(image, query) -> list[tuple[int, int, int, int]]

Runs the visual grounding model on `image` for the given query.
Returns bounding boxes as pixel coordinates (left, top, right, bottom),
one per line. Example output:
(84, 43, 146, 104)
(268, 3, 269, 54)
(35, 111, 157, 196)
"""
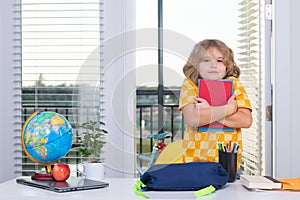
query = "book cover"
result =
(240, 175, 282, 190)
(198, 79, 234, 132)
(278, 178, 300, 190)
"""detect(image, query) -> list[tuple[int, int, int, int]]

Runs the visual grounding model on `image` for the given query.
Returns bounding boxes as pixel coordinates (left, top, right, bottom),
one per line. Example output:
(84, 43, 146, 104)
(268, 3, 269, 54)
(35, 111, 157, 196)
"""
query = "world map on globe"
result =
(21, 111, 73, 165)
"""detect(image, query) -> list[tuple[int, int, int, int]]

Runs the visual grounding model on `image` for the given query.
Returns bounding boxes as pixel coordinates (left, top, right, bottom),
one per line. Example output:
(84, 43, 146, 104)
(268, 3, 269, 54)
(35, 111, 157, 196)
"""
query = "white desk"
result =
(1, 177, 299, 200)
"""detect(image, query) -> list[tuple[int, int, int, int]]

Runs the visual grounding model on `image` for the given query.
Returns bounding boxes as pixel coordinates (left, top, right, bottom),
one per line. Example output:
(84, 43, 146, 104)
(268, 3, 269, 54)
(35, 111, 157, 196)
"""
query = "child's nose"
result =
(211, 60, 217, 68)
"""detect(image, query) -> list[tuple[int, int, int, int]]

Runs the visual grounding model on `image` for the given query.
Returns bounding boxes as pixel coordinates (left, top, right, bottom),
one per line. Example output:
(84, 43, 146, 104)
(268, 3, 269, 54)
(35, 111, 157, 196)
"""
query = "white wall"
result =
(273, 0, 300, 178)
(0, 0, 19, 183)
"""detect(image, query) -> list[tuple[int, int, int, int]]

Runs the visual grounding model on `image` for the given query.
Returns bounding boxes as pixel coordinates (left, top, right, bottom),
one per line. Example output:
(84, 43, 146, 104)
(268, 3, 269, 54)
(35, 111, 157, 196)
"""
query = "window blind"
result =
(14, 0, 104, 176)
(238, 0, 263, 175)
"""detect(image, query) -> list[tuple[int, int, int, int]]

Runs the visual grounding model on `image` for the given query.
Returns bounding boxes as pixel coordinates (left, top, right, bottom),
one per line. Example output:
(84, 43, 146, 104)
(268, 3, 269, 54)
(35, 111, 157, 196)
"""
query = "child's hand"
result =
(227, 94, 237, 114)
(193, 97, 210, 109)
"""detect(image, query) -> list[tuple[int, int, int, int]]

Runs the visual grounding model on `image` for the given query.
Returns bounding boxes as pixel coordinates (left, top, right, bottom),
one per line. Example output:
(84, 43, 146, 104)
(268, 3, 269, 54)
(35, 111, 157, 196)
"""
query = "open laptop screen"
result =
(16, 176, 109, 193)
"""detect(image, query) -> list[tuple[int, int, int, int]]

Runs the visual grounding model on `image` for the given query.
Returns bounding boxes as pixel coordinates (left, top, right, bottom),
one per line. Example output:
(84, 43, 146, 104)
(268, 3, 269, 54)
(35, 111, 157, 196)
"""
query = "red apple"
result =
(52, 163, 70, 181)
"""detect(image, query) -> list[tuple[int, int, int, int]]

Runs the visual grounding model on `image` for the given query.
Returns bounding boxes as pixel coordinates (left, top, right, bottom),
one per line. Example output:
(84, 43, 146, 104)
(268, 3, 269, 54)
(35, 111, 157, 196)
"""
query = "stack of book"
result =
(240, 175, 282, 190)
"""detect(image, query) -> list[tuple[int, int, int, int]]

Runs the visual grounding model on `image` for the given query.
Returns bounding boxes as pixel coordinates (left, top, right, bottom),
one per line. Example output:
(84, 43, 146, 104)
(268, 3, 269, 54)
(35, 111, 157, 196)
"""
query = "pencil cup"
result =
(218, 150, 237, 183)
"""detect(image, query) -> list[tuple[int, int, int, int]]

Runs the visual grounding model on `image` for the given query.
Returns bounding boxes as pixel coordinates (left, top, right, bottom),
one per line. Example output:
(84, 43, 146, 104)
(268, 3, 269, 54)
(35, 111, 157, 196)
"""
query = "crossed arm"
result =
(182, 95, 252, 128)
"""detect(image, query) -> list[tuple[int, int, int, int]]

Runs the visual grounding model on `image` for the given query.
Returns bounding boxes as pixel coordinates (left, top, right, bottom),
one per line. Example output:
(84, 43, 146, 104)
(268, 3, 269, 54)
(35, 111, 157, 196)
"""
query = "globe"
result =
(21, 111, 73, 177)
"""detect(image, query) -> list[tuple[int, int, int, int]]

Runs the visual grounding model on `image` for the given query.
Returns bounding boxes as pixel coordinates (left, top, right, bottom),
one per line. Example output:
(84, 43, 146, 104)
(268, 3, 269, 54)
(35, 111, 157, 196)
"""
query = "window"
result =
(14, 0, 104, 176)
(136, 0, 267, 175)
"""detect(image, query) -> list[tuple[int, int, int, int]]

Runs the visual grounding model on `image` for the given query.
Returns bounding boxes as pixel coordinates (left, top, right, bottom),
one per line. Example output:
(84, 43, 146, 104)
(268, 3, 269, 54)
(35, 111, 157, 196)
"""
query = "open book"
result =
(240, 175, 282, 190)
(198, 79, 234, 132)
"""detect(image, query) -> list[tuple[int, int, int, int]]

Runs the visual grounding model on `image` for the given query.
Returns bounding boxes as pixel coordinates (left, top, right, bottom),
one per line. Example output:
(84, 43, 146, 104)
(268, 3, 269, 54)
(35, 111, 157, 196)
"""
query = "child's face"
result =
(197, 47, 226, 80)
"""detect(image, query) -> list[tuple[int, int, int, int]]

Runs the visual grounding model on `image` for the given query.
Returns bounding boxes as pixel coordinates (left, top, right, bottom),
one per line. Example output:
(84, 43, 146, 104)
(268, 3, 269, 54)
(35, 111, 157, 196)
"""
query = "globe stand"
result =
(31, 165, 54, 181)
(31, 173, 53, 181)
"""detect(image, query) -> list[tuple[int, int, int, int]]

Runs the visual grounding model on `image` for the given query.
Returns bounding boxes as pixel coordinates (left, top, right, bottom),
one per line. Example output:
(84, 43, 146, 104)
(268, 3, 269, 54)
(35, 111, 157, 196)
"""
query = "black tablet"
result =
(16, 176, 109, 193)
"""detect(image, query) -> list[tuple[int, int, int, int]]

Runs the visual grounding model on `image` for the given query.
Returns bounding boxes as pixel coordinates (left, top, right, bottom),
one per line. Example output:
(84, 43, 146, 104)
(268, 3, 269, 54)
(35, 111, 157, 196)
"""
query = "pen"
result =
(219, 143, 223, 151)
(232, 143, 236, 153)
(233, 144, 239, 153)
(224, 146, 228, 152)
(217, 143, 221, 151)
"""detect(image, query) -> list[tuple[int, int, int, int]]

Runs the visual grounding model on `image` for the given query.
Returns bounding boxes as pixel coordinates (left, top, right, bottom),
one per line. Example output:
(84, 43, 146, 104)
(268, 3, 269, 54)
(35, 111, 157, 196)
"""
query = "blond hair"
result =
(183, 39, 240, 85)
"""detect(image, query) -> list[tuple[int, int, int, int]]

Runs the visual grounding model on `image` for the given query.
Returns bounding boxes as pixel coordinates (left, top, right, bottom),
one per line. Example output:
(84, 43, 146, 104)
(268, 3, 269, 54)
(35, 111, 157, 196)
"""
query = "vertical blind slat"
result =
(238, 0, 262, 175)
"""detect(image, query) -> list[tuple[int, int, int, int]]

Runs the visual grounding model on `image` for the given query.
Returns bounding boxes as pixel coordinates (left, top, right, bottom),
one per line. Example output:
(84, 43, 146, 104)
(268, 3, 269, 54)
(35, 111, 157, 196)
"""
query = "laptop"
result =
(16, 176, 109, 193)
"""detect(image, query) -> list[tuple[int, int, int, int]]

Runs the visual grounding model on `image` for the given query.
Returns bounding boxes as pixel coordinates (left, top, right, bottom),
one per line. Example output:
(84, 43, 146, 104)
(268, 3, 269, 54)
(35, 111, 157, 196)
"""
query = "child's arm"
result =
(182, 95, 237, 127)
(217, 108, 252, 128)
(217, 89, 252, 128)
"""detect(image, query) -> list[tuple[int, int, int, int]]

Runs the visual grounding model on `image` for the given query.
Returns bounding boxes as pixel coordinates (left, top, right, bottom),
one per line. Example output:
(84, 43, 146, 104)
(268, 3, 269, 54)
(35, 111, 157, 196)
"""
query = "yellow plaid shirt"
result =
(178, 77, 252, 168)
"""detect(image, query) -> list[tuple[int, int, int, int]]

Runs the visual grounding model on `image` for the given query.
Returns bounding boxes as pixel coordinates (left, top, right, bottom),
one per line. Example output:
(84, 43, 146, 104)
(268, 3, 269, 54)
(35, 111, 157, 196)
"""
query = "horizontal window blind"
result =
(238, 0, 262, 175)
(14, 0, 104, 176)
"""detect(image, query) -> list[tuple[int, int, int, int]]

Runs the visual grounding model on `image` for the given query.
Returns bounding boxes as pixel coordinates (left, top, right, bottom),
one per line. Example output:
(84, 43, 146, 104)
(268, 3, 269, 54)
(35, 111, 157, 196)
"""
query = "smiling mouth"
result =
(209, 71, 219, 73)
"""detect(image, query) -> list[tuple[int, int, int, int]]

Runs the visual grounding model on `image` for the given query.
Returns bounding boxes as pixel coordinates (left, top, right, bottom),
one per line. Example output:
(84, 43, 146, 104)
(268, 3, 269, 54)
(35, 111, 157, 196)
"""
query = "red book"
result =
(198, 79, 234, 132)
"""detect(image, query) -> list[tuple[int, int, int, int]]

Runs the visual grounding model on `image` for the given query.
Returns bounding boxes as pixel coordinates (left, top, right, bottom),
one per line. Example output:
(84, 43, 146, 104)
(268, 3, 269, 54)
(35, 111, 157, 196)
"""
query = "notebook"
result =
(240, 175, 282, 190)
(16, 176, 109, 193)
(198, 79, 234, 132)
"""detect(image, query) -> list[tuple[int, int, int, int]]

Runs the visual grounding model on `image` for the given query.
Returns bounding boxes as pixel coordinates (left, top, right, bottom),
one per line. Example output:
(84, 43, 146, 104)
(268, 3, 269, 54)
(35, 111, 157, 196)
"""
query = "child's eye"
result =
(217, 59, 223, 62)
(203, 59, 210, 62)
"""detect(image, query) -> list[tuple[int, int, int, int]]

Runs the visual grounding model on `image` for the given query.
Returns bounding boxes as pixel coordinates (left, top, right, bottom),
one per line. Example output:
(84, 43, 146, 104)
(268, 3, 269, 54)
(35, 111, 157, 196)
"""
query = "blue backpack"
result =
(140, 162, 228, 191)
